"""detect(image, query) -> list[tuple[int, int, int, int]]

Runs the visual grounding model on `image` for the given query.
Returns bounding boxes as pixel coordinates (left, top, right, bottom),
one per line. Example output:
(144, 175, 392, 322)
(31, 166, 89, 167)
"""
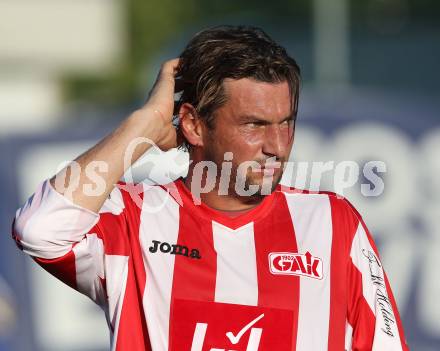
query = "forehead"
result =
(221, 78, 292, 120)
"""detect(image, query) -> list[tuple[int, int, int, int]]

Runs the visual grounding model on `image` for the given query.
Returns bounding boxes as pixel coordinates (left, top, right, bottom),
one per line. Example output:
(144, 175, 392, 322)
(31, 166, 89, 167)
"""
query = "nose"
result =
(262, 124, 290, 158)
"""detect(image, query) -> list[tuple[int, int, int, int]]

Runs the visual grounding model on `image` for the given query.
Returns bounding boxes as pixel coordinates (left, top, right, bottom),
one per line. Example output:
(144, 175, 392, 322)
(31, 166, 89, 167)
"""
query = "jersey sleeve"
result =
(343, 201, 409, 351)
(11, 179, 134, 306)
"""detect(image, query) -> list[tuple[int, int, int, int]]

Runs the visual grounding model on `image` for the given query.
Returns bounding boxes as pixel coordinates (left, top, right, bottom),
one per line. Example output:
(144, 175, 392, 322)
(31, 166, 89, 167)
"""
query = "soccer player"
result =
(12, 26, 409, 350)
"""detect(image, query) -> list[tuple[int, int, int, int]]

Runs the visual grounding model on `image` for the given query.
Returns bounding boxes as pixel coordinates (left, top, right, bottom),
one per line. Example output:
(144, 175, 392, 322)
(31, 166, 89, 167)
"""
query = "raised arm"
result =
(11, 59, 181, 307)
(50, 58, 180, 213)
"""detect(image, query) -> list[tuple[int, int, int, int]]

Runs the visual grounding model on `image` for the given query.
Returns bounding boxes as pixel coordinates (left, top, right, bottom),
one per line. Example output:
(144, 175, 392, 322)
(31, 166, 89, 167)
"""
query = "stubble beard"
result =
(200, 138, 285, 201)
(242, 166, 284, 198)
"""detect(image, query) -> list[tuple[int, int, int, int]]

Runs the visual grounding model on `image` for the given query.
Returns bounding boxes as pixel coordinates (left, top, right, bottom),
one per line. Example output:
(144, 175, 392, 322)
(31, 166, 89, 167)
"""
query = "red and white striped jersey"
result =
(12, 178, 409, 351)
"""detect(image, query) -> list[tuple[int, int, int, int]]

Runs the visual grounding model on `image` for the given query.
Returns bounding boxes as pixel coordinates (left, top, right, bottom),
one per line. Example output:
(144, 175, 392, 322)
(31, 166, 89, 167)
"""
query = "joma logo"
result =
(149, 240, 201, 259)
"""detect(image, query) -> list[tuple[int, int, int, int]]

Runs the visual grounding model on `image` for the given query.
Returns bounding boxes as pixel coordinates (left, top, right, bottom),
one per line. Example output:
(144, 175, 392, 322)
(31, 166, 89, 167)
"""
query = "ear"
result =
(178, 103, 205, 147)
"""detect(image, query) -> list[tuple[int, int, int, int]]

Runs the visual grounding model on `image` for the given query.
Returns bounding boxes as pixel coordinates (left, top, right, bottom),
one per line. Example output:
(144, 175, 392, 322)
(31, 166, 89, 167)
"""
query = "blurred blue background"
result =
(1, 0, 439, 350)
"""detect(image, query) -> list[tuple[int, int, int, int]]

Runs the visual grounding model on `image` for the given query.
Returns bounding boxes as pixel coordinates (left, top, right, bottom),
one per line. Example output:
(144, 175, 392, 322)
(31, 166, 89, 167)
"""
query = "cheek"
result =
(235, 129, 265, 151)
(231, 133, 264, 162)
(208, 126, 265, 164)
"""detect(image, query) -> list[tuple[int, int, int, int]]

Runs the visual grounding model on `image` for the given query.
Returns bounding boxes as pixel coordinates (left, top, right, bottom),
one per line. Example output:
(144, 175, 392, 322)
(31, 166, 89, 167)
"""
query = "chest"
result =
(139, 211, 333, 307)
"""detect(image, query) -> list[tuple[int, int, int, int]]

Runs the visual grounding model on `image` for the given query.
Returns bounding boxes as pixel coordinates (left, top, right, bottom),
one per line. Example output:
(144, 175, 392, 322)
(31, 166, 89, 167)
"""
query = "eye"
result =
(246, 121, 265, 127)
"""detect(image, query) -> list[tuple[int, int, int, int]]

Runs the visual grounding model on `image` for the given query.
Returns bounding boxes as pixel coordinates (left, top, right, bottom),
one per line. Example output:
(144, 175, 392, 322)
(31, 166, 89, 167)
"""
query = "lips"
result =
(252, 159, 282, 173)
(254, 164, 280, 173)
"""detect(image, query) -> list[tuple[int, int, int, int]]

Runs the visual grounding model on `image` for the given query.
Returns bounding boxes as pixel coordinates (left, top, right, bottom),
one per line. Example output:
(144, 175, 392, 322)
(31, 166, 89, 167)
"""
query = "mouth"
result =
(254, 165, 281, 175)
(262, 164, 280, 170)
(258, 161, 282, 171)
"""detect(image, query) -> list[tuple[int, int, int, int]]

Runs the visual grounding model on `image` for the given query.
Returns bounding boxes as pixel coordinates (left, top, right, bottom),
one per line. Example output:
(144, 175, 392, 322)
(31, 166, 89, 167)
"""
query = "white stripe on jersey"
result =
(351, 223, 377, 314)
(350, 223, 403, 351)
(109, 255, 129, 351)
(72, 233, 105, 304)
(15, 180, 99, 259)
(99, 187, 125, 215)
(284, 193, 333, 351)
(139, 185, 180, 351)
(212, 221, 258, 306)
(104, 255, 129, 331)
(345, 319, 353, 350)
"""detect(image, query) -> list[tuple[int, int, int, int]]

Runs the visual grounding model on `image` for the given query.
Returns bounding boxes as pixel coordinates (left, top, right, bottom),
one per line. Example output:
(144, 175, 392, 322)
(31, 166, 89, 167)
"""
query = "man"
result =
(12, 26, 408, 350)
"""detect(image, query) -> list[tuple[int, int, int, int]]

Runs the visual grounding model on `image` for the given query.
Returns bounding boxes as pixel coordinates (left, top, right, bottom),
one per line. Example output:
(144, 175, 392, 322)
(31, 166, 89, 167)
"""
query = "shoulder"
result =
(276, 184, 362, 232)
(276, 183, 353, 206)
(112, 180, 182, 213)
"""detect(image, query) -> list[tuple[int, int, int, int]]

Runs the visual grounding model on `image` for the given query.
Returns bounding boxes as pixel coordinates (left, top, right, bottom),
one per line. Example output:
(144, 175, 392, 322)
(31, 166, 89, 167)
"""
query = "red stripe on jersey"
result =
(34, 249, 77, 290)
(115, 188, 151, 351)
(327, 195, 359, 350)
(169, 206, 217, 347)
(170, 206, 217, 301)
(99, 182, 145, 256)
(94, 212, 129, 256)
(253, 191, 299, 351)
(347, 261, 375, 350)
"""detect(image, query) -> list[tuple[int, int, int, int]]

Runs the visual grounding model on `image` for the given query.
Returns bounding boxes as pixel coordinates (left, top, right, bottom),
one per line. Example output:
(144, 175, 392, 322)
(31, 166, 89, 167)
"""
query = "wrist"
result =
(128, 107, 163, 144)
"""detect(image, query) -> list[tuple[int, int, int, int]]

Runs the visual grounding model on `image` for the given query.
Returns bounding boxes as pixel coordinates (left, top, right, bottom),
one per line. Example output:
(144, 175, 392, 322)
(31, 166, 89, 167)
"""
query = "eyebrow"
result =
(239, 114, 296, 123)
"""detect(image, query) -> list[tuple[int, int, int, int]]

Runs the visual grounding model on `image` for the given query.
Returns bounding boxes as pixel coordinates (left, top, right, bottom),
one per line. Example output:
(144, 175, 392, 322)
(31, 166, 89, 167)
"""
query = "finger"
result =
(150, 58, 179, 91)
(144, 58, 181, 108)
(160, 58, 180, 77)
(155, 58, 180, 90)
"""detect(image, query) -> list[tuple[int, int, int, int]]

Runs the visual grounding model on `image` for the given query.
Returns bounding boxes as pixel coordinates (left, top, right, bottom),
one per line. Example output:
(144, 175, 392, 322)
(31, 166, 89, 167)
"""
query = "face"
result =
(201, 78, 295, 198)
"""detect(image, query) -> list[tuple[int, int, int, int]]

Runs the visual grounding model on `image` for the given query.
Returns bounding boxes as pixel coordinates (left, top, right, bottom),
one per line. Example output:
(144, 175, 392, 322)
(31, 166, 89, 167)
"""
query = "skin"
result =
(180, 78, 296, 211)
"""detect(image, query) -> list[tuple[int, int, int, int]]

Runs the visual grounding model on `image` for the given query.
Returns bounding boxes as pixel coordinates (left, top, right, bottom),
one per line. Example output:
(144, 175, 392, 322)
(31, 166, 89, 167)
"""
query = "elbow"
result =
(11, 180, 99, 259)
(12, 205, 74, 259)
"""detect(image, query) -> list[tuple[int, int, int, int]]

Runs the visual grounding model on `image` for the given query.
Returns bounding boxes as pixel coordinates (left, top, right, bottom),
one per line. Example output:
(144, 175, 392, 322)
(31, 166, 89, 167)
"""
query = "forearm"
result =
(49, 107, 161, 213)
